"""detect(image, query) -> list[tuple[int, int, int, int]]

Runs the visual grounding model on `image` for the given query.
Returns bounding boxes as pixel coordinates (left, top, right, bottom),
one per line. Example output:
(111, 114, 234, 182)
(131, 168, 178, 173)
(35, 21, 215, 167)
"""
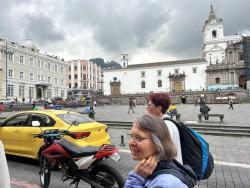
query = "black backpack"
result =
(163, 117, 214, 180)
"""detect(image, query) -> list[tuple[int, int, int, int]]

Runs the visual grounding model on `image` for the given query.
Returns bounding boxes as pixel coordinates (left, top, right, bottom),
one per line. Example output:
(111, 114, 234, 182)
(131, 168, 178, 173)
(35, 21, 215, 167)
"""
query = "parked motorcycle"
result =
(33, 127, 124, 188)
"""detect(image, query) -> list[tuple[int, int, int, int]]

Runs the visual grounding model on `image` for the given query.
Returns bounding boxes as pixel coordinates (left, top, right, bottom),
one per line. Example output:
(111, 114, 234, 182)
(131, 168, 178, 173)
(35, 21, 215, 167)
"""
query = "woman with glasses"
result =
(124, 114, 196, 188)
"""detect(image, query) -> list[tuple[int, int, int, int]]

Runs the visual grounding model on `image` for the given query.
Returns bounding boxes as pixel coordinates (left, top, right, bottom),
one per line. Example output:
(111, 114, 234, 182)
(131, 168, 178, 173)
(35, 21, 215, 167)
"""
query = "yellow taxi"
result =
(0, 110, 110, 159)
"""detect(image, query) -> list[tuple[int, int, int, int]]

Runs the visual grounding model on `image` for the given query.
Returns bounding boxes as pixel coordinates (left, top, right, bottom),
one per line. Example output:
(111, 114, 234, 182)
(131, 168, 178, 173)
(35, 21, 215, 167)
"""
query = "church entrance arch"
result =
(174, 82, 181, 92)
(239, 75, 247, 89)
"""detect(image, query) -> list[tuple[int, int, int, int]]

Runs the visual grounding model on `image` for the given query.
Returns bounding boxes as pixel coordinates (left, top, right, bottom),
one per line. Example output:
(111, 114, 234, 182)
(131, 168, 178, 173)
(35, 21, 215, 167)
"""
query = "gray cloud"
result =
(23, 14, 64, 45)
(0, 0, 250, 62)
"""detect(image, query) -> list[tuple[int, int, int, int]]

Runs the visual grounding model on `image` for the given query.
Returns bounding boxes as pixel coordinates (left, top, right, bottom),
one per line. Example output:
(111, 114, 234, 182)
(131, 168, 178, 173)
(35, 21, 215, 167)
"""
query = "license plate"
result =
(110, 153, 120, 162)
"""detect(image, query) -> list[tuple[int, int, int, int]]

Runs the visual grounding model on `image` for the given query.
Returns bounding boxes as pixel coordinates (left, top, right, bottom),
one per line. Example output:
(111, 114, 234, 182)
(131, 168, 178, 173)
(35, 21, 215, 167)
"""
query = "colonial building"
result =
(0, 39, 68, 101)
(103, 6, 250, 95)
(67, 59, 102, 98)
(103, 58, 207, 95)
(206, 37, 250, 90)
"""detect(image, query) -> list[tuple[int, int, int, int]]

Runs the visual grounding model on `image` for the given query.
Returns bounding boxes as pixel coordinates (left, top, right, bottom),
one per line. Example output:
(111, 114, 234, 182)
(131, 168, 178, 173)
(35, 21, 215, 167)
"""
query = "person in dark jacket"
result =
(200, 104, 210, 120)
(124, 114, 196, 188)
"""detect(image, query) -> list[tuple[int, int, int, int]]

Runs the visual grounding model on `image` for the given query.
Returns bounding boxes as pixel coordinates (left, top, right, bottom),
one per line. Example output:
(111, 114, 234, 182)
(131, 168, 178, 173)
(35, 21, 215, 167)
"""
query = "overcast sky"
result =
(1, 0, 250, 65)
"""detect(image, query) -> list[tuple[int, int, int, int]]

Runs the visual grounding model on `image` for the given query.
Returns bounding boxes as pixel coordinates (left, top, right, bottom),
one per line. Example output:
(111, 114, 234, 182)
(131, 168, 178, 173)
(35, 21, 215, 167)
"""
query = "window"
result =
(61, 90, 65, 98)
(55, 78, 58, 84)
(83, 83, 87, 89)
(238, 52, 244, 61)
(74, 83, 78, 88)
(69, 83, 71, 88)
(216, 59, 219, 64)
(20, 55, 24, 63)
(83, 74, 87, 80)
(69, 75, 71, 79)
(192, 67, 197, 73)
(38, 75, 41, 81)
(20, 72, 24, 79)
(30, 58, 34, 67)
(8, 53, 13, 61)
(69, 66, 71, 71)
(19, 85, 25, 97)
(47, 89, 52, 99)
(7, 84, 14, 97)
(74, 74, 77, 79)
(83, 65, 86, 70)
(215, 77, 220, 84)
(4, 114, 28, 127)
(74, 66, 77, 70)
(8, 70, 13, 78)
(61, 66, 64, 73)
(29, 115, 55, 127)
(141, 81, 145, 88)
(212, 30, 217, 38)
(158, 80, 162, 87)
(55, 88, 58, 97)
(157, 70, 162, 76)
(30, 73, 34, 81)
(141, 71, 145, 78)
(48, 77, 51, 83)
(61, 79, 64, 85)
(48, 63, 51, 70)
(230, 72, 234, 84)
(38, 60, 41, 68)
(55, 65, 58, 72)
(29, 87, 34, 98)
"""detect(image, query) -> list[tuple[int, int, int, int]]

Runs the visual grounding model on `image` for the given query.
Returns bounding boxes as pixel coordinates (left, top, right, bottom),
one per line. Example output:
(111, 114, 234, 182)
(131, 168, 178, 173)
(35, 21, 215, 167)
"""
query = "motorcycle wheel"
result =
(89, 163, 125, 188)
(39, 155, 51, 188)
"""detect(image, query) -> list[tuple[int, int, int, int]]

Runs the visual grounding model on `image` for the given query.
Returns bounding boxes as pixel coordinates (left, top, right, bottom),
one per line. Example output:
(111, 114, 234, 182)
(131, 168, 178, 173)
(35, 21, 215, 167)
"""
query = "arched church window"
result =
(158, 80, 162, 87)
(141, 81, 145, 88)
(212, 30, 217, 38)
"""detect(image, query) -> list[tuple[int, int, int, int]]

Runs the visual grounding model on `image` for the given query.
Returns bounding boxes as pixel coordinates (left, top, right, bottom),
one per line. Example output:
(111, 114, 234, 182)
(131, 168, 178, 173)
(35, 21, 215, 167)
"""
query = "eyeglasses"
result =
(127, 134, 151, 143)
(147, 104, 156, 108)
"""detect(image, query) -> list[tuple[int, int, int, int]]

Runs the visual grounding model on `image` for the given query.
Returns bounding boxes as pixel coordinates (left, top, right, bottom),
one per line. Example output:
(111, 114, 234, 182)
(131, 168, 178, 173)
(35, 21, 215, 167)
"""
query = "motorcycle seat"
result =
(55, 139, 99, 157)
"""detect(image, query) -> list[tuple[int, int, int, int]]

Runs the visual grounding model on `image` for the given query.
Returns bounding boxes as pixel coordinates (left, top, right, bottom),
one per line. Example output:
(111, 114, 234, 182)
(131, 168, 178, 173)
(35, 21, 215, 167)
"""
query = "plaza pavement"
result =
(2, 103, 250, 187)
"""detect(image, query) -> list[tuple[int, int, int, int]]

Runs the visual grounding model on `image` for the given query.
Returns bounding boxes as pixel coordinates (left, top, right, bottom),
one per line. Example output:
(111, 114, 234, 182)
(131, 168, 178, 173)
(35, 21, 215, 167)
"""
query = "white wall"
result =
(103, 60, 207, 95)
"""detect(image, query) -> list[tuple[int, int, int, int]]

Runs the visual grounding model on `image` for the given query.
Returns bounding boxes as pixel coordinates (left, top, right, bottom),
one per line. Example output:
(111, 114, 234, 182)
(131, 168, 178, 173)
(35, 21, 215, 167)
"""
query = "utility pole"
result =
(0, 39, 13, 98)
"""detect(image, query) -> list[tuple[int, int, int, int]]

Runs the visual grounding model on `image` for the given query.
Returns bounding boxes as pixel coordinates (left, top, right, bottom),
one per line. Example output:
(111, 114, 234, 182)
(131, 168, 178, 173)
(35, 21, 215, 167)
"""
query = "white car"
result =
(0, 99, 15, 105)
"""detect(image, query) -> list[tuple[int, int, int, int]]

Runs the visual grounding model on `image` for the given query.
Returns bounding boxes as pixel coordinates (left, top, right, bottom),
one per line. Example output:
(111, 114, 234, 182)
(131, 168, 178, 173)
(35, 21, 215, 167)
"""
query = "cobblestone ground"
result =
(3, 104, 250, 187)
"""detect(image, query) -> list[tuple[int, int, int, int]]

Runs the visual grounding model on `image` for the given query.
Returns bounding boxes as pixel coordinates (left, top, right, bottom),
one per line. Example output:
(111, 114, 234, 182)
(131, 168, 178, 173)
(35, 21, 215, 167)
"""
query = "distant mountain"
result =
(90, 58, 122, 69)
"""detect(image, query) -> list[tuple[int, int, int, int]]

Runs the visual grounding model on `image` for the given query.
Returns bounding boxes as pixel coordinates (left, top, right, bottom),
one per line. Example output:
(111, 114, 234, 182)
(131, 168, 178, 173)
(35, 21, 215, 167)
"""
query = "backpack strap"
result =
(148, 160, 197, 188)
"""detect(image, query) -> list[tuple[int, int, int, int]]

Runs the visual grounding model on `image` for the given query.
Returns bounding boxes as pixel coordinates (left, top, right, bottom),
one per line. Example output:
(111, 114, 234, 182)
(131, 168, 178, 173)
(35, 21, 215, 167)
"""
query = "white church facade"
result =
(103, 5, 248, 96)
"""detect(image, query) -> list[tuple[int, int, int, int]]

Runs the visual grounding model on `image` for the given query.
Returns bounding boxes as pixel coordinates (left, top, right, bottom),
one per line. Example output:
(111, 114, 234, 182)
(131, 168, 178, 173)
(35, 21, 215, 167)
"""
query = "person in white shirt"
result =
(0, 140, 10, 188)
(147, 93, 183, 164)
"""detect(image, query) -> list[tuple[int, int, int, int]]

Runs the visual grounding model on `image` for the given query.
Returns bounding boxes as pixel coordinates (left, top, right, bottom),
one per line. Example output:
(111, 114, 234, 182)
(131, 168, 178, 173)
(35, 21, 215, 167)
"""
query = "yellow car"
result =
(0, 110, 110, 159)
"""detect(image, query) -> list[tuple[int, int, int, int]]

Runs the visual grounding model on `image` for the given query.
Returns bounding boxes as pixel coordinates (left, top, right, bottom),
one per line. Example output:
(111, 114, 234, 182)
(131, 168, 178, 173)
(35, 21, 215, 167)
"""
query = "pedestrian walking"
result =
(229, 97, 234, 110)
(0, 102, 4, 114)
(128, 98, 135, 114)
(22, 97, 25, 103)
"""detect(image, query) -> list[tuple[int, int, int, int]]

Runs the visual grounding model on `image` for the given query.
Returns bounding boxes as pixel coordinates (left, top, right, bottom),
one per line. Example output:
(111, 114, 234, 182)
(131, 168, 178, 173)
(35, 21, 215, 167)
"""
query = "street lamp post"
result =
(0, 40, 13, 98)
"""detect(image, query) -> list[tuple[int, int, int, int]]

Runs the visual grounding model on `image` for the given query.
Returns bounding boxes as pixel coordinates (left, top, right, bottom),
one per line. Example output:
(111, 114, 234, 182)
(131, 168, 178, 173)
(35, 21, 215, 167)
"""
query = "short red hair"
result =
(148, 93, 171, 114)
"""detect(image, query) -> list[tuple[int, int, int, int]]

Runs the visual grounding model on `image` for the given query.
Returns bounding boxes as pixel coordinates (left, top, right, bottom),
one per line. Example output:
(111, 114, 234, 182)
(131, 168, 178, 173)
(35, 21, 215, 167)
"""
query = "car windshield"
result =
(57, 113, 94, 125)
